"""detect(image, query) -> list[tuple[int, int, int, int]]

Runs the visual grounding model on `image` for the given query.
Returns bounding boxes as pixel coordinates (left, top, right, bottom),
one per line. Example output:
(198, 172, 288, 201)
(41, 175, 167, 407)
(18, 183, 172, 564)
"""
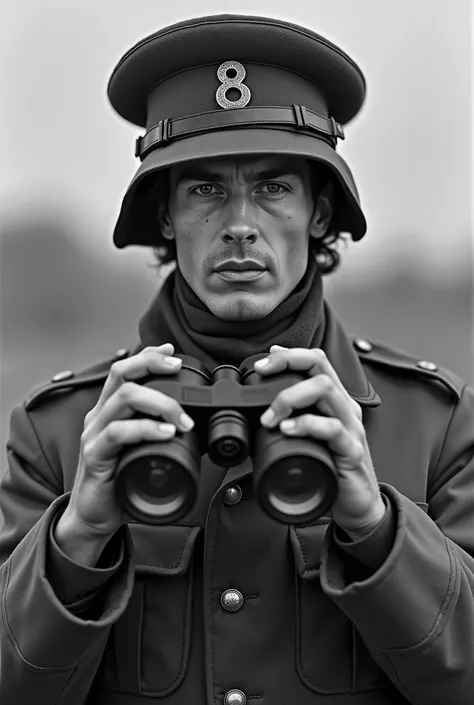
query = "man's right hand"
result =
(55, 343, 195, 558)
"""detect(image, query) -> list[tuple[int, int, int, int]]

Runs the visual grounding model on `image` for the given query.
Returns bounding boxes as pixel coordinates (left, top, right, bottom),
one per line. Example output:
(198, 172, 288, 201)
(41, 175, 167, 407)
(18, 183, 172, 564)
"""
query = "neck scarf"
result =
(138, 255, 325, 371)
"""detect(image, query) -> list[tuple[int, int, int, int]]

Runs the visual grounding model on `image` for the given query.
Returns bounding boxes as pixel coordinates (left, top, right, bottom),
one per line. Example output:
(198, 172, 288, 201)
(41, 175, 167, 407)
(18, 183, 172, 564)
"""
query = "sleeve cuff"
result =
(320, 484, 457, 651)
(6, 493, 136, 668)
(47, 505, 125, 607)
(332, 493, 396, 572)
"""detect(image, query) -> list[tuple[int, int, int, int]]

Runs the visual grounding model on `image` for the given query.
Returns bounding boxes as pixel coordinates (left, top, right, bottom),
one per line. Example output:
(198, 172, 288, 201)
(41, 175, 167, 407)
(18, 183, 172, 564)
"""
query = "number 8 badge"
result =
(216, 61, 252, 109)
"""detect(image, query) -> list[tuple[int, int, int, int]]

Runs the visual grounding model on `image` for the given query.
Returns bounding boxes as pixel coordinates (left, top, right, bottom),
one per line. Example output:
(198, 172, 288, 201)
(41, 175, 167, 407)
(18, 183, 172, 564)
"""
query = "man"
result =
(0, 13, 473, 705)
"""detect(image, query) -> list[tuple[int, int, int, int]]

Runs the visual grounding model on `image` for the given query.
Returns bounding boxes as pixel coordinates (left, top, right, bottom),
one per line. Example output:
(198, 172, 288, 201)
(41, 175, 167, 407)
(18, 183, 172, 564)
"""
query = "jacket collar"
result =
(320, 302, 381, 408)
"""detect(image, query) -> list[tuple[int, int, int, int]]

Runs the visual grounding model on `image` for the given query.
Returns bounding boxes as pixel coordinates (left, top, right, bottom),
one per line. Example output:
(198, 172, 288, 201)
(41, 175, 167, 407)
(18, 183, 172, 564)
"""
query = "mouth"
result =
(214, 259, 267, 273)
(212, 259, 268, 282)
(215, 269, 267, 281)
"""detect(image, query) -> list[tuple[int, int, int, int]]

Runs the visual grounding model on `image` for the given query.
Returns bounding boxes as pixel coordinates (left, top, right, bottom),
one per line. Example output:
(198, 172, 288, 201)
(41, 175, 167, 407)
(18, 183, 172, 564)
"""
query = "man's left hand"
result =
(255, 345, 386, 537)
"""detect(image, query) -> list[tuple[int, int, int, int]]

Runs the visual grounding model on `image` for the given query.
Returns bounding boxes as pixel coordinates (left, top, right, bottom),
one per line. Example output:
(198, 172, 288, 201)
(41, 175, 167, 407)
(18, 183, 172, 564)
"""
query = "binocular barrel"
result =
(115, 355, 338, 525)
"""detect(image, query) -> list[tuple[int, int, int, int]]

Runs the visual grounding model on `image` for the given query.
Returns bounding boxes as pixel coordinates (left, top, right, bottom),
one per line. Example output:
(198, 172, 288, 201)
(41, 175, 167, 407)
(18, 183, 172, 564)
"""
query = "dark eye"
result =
(260, 183, 288, 195)
(193, 184, 218, 196)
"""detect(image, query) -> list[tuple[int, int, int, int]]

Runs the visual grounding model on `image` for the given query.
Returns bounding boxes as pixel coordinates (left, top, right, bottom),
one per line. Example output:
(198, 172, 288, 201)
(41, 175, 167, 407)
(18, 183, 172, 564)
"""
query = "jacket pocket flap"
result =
(128, 524, 201, 576)
(290, 522, 330, 579)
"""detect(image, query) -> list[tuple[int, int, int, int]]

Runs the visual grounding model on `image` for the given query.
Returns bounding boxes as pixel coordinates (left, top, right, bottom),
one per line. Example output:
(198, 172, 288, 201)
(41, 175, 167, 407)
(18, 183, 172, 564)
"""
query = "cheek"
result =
(281, 215, 311, 251)
(173, 201, 214, 234)
(275, 216, 311, 274)
(173, 216, 211, 265)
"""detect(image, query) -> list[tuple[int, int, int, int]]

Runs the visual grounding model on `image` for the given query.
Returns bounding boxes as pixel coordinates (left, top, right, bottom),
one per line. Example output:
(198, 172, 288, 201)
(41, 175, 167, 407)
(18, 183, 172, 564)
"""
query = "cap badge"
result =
(216, 61, 251, 109)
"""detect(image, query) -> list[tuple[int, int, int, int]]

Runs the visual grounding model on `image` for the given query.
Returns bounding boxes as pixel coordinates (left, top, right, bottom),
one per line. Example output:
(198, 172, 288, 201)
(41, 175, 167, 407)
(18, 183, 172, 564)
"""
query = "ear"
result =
(309, 182, 335, 240)
(158, 203, 175, 240)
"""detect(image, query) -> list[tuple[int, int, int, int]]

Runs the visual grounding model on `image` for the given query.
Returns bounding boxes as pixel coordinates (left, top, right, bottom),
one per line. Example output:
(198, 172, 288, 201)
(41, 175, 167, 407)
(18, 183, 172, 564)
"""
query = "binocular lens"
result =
(131, 458, 189, 516)
(120, 455, 194, 520)
(264, 457, 330, 517)
(115, 438, 199, 524)
(254, 431, 338, 523)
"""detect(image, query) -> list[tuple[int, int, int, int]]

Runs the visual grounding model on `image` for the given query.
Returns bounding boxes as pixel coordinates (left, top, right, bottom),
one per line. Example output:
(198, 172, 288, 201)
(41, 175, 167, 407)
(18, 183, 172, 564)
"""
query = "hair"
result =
(142, 161, 349, 275)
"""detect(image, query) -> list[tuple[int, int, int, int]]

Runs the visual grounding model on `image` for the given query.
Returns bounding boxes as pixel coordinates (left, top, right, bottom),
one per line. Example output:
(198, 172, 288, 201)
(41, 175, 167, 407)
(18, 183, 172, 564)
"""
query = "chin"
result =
(207, 293, 278, 321)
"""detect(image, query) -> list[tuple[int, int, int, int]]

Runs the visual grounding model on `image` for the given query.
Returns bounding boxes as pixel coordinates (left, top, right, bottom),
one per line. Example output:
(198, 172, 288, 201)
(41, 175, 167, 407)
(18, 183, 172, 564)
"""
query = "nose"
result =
(220, 199, 259, 244)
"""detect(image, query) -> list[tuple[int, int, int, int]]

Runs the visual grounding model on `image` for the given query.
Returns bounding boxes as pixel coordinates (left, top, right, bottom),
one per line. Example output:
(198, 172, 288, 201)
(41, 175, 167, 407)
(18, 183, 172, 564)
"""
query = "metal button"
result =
(353, 337, 373, 353)
(224, 689, 247, 705)
(221, 589, 244, 612)
(51, 370, 74, 383)
(417, 360, 438, 371)
(115, 348, 129, 360)
(222, 485, 242, 505)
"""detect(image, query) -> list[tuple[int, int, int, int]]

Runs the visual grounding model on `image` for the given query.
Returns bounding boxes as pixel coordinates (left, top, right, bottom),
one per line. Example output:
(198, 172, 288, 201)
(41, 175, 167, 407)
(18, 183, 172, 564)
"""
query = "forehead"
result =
(169, 154, 312, 180)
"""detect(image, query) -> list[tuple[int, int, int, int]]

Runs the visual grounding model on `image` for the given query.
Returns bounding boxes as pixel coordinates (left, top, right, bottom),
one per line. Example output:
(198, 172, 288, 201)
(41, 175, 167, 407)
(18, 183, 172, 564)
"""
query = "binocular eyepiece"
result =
(115, 354, 338, 525)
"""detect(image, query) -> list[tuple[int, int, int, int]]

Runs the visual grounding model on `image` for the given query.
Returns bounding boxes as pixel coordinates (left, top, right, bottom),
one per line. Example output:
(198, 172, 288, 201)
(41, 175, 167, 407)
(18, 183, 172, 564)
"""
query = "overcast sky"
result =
(1, 0, 472, 284)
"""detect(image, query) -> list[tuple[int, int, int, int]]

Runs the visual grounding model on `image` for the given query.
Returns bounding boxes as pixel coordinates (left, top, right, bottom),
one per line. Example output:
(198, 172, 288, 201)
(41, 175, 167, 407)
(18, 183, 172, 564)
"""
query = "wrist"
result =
(54, 513, 116, 568)
(337, 497, 387, 541)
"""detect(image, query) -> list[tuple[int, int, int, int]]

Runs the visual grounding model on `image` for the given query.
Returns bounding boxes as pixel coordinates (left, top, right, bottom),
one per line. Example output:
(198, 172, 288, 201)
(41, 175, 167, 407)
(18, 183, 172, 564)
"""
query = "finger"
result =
(90, 419, 178, 463)
(88, 381, 194, 435)
(279, 414, 356, 459)
(260, 375, 354, 429)
(255, 348, 330, 382)
(95, 345, 181, 411)
(304, 348, 352, 400)
(255, 347, 352, 403)
(305, 349, 363, 420)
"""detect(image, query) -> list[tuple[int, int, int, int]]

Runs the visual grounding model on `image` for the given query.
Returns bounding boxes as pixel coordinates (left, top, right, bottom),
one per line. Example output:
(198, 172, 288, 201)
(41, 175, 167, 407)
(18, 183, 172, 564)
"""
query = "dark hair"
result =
(143, 162, 349, 274)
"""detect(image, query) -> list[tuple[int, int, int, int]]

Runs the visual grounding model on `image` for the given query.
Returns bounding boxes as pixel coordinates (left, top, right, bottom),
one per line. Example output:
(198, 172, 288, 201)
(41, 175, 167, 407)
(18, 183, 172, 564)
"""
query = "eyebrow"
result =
(175, 168, 304, 184)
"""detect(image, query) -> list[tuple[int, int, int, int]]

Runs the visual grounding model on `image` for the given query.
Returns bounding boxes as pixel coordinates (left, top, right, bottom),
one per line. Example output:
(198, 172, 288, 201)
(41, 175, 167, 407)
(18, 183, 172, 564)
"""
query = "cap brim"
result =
(113, 128, 366, 248)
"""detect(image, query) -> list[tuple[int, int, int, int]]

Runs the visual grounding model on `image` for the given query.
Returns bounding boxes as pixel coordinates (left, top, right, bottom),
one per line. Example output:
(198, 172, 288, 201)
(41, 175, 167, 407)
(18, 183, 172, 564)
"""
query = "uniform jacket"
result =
(1, 305, 473, 705)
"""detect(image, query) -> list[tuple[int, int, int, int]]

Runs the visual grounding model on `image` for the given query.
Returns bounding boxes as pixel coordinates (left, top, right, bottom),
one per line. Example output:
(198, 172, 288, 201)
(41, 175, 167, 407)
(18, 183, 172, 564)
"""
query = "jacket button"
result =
(224, 689, 247, 705)
(51, 370, 74, 383)
(222, 485, 242, 505)
(353, 337, 373, 353)
(221, 589, 244, 612)
(417, 360, 438, 371)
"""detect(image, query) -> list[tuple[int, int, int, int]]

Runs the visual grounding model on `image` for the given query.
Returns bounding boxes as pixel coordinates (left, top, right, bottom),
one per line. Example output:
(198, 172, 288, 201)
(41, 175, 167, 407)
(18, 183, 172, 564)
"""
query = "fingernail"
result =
(260, 408, 276, 426)
(179, 413, 195, 431)
(160, 423, 176, 434)
(254, 357, 270, 369)
(271, 345, 287, 350)
(164, 356, 182, 367)
(280, 419, 296, 431)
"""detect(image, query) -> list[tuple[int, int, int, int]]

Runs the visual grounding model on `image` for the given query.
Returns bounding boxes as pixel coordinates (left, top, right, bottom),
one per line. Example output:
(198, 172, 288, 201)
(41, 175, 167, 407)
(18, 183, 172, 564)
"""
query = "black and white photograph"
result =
(0, 2, 473, 704)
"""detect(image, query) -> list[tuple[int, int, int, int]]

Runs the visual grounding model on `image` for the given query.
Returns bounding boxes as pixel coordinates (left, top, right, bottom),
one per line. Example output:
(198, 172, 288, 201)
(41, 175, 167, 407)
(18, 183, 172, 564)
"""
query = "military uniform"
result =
(1, 304, 474, 704)
(1, 13, 474, 705)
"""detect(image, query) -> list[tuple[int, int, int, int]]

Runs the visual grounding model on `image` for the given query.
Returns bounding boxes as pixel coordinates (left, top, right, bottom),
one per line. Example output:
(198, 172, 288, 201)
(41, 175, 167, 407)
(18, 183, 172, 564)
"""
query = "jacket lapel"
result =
(318, 302, 382, 408)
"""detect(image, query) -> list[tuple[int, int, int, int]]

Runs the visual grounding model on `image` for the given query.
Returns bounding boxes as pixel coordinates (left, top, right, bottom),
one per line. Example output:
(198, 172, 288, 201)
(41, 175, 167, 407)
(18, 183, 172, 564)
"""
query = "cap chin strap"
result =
(135, 104, 345, 161)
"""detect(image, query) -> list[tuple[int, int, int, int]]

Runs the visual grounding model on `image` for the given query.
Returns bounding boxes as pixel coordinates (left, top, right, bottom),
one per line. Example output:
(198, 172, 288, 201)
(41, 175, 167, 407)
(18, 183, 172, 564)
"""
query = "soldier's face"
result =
(163, 155, 331, 320)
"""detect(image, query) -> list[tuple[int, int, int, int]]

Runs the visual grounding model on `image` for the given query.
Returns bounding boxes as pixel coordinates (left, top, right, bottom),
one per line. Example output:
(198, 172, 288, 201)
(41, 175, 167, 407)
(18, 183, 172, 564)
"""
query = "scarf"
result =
(138, 255, 325, 371)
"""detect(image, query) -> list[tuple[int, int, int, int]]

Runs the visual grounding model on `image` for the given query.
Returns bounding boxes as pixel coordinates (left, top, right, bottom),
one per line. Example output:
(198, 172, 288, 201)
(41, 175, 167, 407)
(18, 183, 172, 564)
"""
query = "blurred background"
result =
(1, 0, 473, 459)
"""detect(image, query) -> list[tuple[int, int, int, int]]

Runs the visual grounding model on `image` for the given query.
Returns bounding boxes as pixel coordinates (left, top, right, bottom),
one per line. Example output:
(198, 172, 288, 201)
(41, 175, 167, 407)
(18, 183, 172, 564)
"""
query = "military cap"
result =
(108, 14, 367, 249)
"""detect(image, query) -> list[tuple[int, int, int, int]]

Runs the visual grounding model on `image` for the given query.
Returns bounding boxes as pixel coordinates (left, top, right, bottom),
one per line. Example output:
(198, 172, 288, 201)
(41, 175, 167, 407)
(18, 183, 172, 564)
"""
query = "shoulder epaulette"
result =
(352, 337, 465, 401)
(25, 348, 130, 411)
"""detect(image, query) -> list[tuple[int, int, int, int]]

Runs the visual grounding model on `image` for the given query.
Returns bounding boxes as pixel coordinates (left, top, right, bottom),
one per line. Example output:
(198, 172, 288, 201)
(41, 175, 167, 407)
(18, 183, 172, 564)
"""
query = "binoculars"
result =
(115, 354, 338, 525)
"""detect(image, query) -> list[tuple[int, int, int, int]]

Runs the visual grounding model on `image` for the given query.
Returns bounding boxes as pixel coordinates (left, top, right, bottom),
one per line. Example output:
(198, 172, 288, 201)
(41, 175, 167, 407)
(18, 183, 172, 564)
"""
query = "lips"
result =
(214, 260, 266, 272)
